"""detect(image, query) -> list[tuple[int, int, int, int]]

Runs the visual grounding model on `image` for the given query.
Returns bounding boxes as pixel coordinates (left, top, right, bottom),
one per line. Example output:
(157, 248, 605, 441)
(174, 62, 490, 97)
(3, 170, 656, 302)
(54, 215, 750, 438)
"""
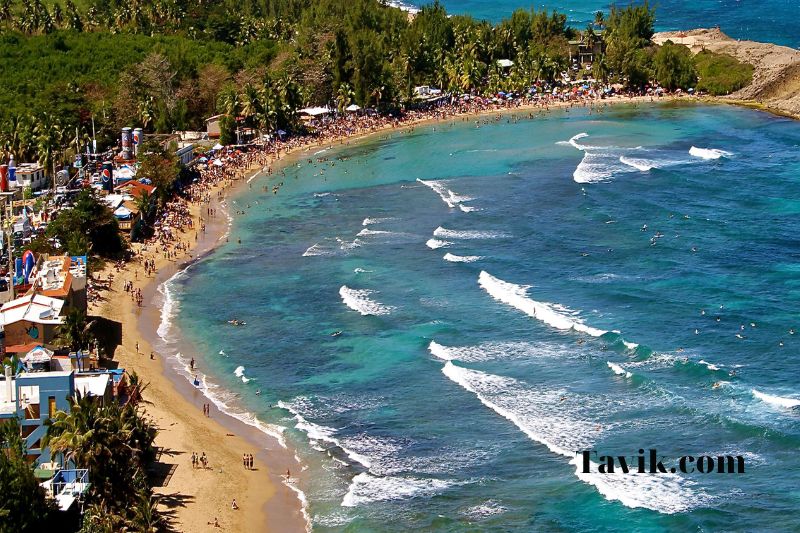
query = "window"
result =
(49, 396, 56, 417)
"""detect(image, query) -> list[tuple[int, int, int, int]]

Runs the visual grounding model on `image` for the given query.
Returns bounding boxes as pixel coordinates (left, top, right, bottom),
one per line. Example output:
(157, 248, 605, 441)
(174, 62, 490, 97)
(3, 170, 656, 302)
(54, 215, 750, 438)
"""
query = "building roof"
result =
(29, 257, 73, 299)
(116, 180, 155, 199)
(75, 374, 110, 397)
(205, 114, 225, 122)
(1, 293, 65, 326)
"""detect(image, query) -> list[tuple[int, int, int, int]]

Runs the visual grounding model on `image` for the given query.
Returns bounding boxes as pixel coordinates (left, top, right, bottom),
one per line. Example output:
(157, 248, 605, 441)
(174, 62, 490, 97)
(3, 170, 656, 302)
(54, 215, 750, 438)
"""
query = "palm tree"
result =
(216, 87, 240, 117)
(592, 53, 610, 84)
(138, 95, 155, 130)
(130, 489, 164, 532)
(65, 0, 82, 31)
(34, 114, 65, 188)
(58, 308, 94, 353)
(594, 10, 605, 29)
(335, 83, 354, 114)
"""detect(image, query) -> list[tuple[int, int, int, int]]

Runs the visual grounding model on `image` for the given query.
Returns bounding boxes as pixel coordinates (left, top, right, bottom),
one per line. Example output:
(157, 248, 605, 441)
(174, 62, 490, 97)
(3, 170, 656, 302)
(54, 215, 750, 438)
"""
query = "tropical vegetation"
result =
(0, 0, 730, 176)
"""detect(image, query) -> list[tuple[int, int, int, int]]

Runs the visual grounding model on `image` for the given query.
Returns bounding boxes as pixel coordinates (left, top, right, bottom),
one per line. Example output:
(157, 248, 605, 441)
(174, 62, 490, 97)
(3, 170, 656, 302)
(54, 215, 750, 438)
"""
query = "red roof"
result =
(117, 180, 156, 199)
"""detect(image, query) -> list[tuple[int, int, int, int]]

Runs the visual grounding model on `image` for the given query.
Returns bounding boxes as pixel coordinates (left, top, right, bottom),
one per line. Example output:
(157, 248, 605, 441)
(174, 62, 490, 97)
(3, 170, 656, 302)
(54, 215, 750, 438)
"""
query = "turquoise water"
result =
(168, 103, 800, 531)
(404, 0, 800, 48)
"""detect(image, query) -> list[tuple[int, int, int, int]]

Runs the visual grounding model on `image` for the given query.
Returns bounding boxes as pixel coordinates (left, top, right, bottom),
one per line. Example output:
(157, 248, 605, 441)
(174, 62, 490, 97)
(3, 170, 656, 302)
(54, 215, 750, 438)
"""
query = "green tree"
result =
(0, 418, 56, 531)
(136, 139, 180, 205)
(219, 114, 237, 145)
(46, 189, 126, 258)
(653, 40, 697, 90)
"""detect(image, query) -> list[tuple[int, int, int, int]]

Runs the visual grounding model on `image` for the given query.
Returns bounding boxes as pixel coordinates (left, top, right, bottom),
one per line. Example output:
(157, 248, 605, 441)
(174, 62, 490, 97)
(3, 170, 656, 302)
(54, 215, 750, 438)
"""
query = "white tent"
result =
(23, 346, 53, 365)
(345, 104, 361, 112)
(113, 206, 133, 219)
(299, 106, 333, 117)
(212, 143, 224, 150)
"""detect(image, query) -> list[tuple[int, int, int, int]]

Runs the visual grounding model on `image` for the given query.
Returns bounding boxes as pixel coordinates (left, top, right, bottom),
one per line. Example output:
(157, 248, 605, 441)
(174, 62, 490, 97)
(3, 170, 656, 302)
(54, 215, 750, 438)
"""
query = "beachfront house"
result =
(26, 255, 88, 312)
(12, 163, 48, 192)
(206, 114, 225, 138)
(1, 293, 65, 352)
(0, 357, 126, 516)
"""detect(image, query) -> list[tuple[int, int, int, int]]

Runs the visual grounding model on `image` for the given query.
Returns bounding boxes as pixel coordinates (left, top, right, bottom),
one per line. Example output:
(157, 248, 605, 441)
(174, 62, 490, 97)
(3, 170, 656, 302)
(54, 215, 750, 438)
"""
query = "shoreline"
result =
(92, 171, 308, 532)
(92, 93, 785, 532)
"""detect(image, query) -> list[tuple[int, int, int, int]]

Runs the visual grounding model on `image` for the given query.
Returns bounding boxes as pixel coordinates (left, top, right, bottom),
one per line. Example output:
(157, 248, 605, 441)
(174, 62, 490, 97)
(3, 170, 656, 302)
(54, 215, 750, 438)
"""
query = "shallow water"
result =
(168, 103, 800, 531)
(398, 0, 800, 48)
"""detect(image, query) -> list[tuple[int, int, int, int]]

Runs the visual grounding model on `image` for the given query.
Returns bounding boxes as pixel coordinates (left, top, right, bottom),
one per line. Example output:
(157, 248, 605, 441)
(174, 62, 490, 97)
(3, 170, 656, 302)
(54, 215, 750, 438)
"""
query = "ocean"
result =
(397, 0, 800, 49)
(160, 102, 800, 531)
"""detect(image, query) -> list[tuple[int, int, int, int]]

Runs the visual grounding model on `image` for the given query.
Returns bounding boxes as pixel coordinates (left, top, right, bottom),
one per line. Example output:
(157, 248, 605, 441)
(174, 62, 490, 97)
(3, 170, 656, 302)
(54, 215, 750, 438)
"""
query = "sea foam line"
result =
(416, 178, 476, 211)
(752, 389, 800, 409)
(689, 146, 732, 160)
(339, 286, 394, 315)
(434, 226, 508, 240)
(277, 400, 372, 468)
(441, 362, 708, 514)
(426, 238, 452, 249)
(443, 252, 483, 263)
(477, 271, 607, 338)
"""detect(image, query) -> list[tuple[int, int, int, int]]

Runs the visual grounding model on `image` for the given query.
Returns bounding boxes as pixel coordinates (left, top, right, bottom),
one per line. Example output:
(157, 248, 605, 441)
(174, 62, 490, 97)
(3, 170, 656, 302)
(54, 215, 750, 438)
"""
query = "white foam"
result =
(337, 237, 363, 251)
(434, 226, 508, 240)
(339, 286, 394, 316)
(161, 352, 286, 447)
(416, 178, 476, 211)
(698, 360, 720, 371)
(342, 472, 454, 507)
(689, 146, 732, 160)
(356, 228, 393, 237)
(752, 389, 800, 409)
(607, 362, 633, 378)
(362, 217, 394, 226)
(478, 271, 606, 337)
(428, 340, 570, 363)
(565, 132, 589, 149)
(233, 365, 251, 383)
(620, 155, 658, 171)
(313, 191, 331, 197)
(463, 500, 508, 520)
(278, 400, 372, 468)
(284, 479, 312, 532)
(426, 238, 452, 249)
(441, 362, 707, 514)
(353, 268, 373, 274)
(156, 268, 189, 340)
(443, 253, 483, 263)
(303, 243, 334, 257)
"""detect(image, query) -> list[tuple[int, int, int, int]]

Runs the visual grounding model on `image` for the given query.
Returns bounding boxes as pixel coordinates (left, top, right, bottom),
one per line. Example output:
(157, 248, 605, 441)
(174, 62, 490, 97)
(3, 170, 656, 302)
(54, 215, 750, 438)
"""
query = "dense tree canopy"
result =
(0, 419, 56, 533)
(0, 0, 732, 174)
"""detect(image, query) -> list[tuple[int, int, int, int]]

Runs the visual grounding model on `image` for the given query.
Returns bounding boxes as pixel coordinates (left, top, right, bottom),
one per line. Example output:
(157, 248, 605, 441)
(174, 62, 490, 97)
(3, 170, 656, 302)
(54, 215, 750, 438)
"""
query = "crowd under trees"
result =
(0, 0, 752, 168)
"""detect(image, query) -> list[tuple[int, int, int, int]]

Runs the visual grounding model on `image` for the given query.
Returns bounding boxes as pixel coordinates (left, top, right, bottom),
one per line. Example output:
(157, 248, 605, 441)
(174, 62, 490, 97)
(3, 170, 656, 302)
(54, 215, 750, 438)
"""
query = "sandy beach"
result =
(87, 92, 692, 532)
(91, 173, 307, 532)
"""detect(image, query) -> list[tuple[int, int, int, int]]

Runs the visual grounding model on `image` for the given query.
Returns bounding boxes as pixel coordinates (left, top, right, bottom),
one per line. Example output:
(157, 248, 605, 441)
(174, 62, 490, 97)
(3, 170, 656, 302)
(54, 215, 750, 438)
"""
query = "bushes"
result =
(694, 50, 754, 95)
(653, 40, 697, 90)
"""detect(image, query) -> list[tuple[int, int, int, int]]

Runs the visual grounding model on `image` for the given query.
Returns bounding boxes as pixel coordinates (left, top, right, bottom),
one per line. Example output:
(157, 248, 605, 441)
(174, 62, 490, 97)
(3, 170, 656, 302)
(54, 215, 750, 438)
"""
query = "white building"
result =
(13, 163, 47, 191)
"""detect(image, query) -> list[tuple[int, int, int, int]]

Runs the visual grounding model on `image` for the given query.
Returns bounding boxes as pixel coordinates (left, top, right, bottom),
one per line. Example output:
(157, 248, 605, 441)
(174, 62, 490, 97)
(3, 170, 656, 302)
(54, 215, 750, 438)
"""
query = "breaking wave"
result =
(689, 146, 732, 160)
(426, 238, 452, 249)
(441, 362, 710, 514)
(339, 286, 394, 315)
(752, 389, 800, 409)
(477, 271, 607, 337)
(443, 253, 483, 263)
(434, 226, 508, 240)
(416, 178, 476, 211)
